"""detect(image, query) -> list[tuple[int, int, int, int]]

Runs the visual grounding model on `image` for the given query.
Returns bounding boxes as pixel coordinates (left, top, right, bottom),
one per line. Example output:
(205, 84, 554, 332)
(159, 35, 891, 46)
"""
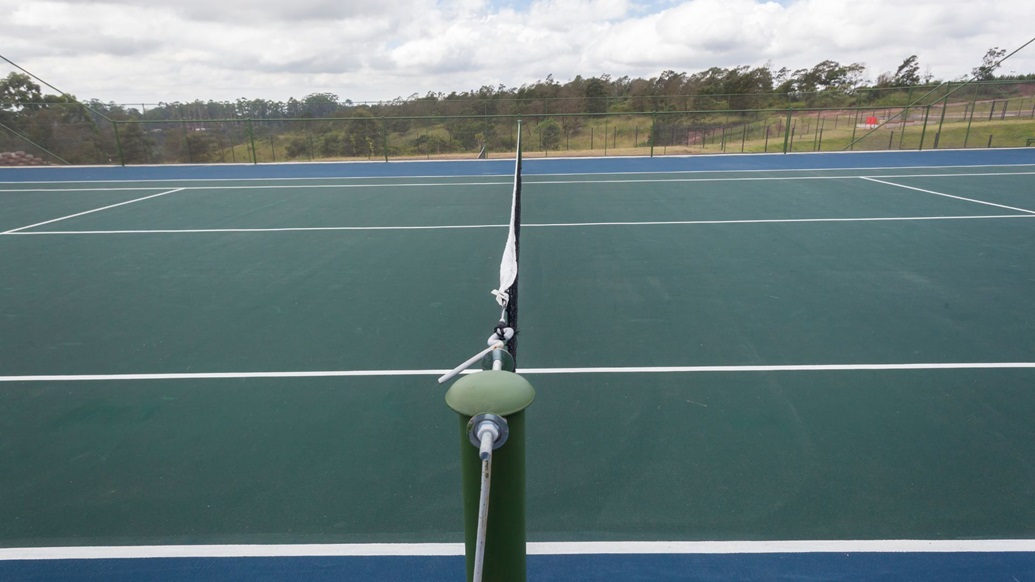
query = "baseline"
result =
(3, 361, 1035, 383)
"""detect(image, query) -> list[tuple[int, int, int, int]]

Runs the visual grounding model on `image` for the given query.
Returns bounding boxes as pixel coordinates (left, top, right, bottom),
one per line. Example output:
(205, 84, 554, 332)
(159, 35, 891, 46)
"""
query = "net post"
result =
(445, 370, 535, 582)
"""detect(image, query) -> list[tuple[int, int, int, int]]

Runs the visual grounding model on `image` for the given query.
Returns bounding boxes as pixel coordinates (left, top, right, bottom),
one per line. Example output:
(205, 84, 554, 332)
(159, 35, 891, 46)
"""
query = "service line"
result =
(2, 539, 1033, 560)
(1, 188, 185, 234)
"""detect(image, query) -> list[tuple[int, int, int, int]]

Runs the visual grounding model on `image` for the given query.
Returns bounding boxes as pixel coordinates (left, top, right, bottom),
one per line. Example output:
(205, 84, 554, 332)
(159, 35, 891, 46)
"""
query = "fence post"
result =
(918, 105, 932, 151)
(934, 96, 949, 149)
(963, 102, 976, 148)
(782, 109, 793, 153)
(446, 369, 535, 582)
(247, 119, 257, 164)
(650, 110, 656, 157)
(182, 122, 193, 163)
(112, 120, 125, 166)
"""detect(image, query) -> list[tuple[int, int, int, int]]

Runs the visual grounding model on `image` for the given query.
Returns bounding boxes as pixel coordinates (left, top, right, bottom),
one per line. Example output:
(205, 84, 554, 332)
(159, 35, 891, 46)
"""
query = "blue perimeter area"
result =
(1, 148, 1034, 182)
(3, 552, 1034, 581)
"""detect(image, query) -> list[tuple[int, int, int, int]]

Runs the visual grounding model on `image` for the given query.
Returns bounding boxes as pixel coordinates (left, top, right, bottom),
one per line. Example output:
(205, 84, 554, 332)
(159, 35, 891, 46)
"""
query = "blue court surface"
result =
(2, 149, 1035, 580)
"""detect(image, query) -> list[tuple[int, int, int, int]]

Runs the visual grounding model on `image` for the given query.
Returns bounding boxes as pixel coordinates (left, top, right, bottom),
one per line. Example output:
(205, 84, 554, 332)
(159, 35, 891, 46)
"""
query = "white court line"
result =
(3, 362, 1035, 383)
(523, 214, 1035, 228)
(868, 170, 1035, 179)
(5, 214, 1035, 236)
(528, 170, 1035, 185)
(0, 188, 185, 235)
(5, 224, 510, 235)
(4, 159, 1033, 187)
(0, 161, 1030, 186)
(0, 187, 171, 193)
(525, 160, 1035, 178)
(0, 181, 510, 193)
(861, 177, 1035, 215)
(2, 170, 1032, 192)
(175, 181, 510, 190)
(0, 174, 513, 187)
(1, 539, 1033, 560)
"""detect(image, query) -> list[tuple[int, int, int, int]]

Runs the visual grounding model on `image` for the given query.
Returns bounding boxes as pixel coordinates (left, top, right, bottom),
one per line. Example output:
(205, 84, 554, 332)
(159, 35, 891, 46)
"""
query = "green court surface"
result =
(1, 161, 1034, 552)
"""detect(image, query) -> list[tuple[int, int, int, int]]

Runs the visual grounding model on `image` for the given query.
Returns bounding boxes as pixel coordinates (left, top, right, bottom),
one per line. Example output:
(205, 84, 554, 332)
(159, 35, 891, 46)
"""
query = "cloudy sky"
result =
(2, 0, 1034, 105)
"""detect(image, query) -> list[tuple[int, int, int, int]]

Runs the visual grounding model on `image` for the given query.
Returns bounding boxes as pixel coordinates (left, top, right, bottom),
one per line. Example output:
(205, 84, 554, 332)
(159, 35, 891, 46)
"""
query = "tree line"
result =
(2, 48, 1031, 164)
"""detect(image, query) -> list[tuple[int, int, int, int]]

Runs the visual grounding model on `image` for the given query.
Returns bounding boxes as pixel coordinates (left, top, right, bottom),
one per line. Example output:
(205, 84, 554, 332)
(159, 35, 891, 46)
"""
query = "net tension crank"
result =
(469, 412, 509, 462)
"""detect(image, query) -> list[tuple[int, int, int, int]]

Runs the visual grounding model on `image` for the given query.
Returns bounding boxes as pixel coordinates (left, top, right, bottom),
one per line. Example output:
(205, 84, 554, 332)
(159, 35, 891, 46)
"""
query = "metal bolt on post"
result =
(445, 356, 535, 582)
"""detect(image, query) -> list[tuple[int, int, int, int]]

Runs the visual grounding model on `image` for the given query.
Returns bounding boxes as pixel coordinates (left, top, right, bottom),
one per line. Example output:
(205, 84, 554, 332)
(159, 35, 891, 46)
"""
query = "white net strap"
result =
(491, 150, 520, 310)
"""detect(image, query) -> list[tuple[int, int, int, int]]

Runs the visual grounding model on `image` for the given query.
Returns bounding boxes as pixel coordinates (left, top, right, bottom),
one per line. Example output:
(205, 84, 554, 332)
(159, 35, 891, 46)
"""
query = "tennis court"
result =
(1, 149, 1034, 580)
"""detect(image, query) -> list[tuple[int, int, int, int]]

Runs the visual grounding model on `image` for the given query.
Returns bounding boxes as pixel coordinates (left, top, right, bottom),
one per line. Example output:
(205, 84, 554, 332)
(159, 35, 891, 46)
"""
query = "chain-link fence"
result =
(3, 81, 1034, 165)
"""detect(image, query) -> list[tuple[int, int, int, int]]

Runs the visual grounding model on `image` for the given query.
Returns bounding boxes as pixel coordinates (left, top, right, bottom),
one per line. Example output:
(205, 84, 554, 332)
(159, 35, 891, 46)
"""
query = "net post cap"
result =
(445, 370, 535, 417)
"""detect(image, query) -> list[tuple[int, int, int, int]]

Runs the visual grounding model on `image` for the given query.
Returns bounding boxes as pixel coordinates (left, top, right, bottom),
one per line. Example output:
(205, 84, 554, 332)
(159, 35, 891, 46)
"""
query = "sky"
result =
(1, 0, 1034, 105)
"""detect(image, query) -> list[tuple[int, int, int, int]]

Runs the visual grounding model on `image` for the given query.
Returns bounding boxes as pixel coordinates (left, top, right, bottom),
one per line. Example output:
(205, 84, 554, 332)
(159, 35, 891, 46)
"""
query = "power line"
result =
(0, 52, 112, 122)
(843, 36, 1035, 150)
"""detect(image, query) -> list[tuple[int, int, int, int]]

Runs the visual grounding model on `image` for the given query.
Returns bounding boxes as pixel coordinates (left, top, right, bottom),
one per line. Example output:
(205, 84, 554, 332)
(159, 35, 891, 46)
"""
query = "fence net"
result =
(2, 81, 1034, 165)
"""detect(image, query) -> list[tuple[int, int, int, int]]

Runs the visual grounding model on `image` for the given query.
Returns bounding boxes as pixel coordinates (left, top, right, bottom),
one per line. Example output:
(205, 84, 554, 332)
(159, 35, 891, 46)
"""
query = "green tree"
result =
(285, 137, 309, 159)
(0, 73, 44, 126)
(892, 55, 921, 86)
(301, 92, 340, 117)
(344, 108, 381, 157)
(318, 133, 344, 157)
(117, 122, 154, 164)
(536, 118, 562, 151)
(584, 77, 609, 115)
(973, 47, 1006, 80)
(182, 130, 219, 162)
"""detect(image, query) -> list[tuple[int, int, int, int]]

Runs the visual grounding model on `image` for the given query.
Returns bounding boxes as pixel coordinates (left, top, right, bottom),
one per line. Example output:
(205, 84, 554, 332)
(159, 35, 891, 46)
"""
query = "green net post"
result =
(445, 369, 535, 582)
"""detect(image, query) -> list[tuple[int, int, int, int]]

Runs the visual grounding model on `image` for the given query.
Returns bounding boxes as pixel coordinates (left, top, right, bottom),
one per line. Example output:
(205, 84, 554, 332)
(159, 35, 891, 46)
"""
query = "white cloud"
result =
(1, 0, 1033, 103)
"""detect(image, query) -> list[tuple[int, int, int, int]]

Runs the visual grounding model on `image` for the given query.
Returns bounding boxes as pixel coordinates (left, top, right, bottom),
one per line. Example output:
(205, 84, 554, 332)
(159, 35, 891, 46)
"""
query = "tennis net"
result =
(495, 121, 522, 360)
(438, 121, 524, 383)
